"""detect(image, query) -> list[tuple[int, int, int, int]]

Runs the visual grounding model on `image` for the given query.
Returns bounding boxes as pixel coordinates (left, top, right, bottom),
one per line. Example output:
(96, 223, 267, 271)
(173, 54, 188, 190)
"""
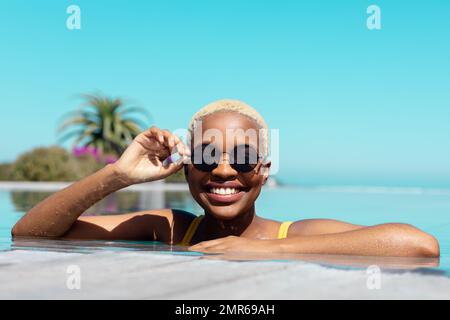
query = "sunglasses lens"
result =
(192, 163, 218, 172)
(191, 144, 260, 173)
(231, 145, 259, 173)
(192, 144, 219, 172)
(231, 163, 257, 173)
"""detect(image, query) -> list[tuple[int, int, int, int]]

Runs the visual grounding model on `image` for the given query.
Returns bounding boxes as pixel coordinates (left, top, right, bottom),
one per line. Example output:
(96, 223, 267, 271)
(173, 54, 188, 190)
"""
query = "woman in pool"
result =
(12, 99, 439, 257)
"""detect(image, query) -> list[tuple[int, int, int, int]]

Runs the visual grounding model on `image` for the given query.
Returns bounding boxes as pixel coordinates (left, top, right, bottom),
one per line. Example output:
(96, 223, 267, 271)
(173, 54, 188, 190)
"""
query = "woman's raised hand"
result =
(113, 126, 190, 185)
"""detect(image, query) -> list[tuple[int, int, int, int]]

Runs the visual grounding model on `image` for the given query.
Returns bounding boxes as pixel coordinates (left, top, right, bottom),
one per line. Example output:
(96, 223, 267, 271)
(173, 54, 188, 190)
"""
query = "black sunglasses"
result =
(190, 144, 262, 173)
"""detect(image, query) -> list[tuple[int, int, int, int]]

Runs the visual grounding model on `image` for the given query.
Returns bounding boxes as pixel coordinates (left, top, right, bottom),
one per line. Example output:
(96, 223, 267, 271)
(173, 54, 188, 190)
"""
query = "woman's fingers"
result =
(116, 126, 189, 183)
(142, 127, 184, 152)
(189, 243, 227, 254)
(160, 129, 182, 154)
(172, 135, 191, 158)
(158, 129, 190, 159)
(188, 243, 213, 252)
(159, 155, 185, 177)
(139, 127, 165, 150)
(189, 237, 233, 250)
(138, 126, 191, 167)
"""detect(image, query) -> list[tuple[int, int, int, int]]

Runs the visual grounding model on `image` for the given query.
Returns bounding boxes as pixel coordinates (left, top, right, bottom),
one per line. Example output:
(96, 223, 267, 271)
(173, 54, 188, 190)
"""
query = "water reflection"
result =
(199, 251, 442, 274)
(10, 191, 52, 211)
(11, 237, 176, 253)
(10, 190, 200, 216)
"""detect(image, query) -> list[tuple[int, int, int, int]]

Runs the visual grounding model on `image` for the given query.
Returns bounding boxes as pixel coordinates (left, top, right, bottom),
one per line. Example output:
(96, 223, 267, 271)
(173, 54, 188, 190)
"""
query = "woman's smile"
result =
(204, 181, 248, 204)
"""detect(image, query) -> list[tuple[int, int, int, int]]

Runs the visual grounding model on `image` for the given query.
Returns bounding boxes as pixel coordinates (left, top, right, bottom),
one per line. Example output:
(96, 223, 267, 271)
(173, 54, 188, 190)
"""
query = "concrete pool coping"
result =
(1, 250, 449, 299)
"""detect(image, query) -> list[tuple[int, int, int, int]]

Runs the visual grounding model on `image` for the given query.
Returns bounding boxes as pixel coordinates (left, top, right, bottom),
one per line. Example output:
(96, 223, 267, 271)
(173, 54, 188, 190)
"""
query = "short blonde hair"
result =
(188, 99, 269, 157)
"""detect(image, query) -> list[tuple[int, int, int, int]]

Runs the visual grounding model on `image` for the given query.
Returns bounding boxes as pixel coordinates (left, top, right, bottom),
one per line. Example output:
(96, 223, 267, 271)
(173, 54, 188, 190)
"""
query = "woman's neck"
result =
(201, 206, 260, 240)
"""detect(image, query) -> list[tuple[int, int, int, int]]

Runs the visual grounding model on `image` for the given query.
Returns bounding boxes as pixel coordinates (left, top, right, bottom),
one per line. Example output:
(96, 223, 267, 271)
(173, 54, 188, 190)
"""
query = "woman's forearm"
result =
(279, 223, 440, 258)
(11, 164, 129, 238)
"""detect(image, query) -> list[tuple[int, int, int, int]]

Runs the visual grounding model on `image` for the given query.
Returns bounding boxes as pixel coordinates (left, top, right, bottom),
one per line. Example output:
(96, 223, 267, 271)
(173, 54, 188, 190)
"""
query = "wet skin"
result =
(11, 110, 440, 258)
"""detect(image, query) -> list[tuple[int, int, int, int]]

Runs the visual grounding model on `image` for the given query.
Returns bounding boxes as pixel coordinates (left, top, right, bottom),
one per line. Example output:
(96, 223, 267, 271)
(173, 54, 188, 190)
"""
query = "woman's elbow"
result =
(388, 223, 440, 258)
(416, 233, 440, 258)
(11, 221, 27, 238)
(11, 219, 45, 238)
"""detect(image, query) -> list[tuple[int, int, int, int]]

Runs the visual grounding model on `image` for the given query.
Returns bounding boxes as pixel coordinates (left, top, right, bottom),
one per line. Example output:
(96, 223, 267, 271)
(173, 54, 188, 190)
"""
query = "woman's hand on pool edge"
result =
(188, 236, 280, 254)
(113, 126, 190, 185)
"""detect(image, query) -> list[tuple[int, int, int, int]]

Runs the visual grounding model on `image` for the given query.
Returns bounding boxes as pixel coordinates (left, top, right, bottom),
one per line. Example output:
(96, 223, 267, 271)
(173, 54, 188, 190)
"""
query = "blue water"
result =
(1, 186, 449, 274)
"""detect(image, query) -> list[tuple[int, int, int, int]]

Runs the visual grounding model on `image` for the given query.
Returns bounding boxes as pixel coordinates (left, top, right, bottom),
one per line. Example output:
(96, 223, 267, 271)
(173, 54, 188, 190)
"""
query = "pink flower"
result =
(72, 146, 100, 160)
(72, 146, 118, 164)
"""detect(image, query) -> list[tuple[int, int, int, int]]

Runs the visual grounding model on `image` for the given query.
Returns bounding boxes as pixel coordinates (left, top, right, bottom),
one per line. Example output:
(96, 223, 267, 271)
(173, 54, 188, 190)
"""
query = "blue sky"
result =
(1, 0, 449, 187)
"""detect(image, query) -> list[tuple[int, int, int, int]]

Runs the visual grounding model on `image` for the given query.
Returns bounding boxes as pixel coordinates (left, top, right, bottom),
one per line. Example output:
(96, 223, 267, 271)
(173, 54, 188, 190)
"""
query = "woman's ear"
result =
(261, 161, 271, 185)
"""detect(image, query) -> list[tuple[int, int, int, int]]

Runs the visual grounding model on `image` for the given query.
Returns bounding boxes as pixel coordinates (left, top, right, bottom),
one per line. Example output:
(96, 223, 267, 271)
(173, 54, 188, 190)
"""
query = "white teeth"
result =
(210, 187, 239, 195)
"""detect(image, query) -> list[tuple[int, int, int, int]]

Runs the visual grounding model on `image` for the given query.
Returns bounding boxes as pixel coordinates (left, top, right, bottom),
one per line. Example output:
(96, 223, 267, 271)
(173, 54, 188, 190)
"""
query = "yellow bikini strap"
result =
(180, 215, 204, 246)
(278, 221, 293, 239)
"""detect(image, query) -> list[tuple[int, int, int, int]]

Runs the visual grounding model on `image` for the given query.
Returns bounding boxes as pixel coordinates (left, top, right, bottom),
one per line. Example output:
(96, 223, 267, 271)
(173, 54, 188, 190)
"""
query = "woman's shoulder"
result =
(287, 218, 364, 236)
(120, 208, 197, 243)
(148, 208, 198, 228)
(258, 217, 363, 237)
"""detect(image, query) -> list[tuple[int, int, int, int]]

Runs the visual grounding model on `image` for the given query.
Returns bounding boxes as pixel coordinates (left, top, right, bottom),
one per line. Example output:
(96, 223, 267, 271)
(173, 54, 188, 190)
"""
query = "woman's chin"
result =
(205, 203, 244, 220)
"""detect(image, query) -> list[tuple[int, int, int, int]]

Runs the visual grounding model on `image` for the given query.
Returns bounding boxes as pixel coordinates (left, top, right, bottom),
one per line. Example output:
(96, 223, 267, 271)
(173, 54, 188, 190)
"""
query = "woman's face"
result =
(185, 111, 270, 220)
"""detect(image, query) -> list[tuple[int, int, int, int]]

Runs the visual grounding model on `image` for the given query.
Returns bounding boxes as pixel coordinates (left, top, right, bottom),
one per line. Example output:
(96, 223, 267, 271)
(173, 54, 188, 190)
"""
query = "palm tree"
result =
(58, 93, 151, 156)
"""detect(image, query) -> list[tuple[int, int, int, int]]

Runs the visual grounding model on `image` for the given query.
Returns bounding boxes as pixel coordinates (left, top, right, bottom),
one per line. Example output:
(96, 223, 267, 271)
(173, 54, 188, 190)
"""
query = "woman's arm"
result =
(278, 223, 440, 257)
(11, 165, 128, 238)
(62, 209, 195, 243)
(12, 126, 190, 239)
(189, 222, 440, 258)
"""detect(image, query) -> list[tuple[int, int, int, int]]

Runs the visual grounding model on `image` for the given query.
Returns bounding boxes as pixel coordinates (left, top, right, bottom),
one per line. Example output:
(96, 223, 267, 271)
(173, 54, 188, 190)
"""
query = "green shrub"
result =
(0, 163, 12, 180)
(7, 145, 188, 183)
(85, 192, 140, 215)
(10, 146, 103, 182)
(165, 168, 187, 183)
(72, 153, 104, 177)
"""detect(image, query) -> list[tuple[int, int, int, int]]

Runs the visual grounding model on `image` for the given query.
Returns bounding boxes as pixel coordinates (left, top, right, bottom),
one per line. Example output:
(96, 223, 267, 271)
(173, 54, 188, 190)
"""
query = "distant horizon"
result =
(276, 169, 450, 189)
(276, 173, 450, 189)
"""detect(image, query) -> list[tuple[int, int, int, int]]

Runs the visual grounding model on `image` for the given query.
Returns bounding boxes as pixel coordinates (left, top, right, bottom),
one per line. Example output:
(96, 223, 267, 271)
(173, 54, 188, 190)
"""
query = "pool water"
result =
(1, 186, 449, 274)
